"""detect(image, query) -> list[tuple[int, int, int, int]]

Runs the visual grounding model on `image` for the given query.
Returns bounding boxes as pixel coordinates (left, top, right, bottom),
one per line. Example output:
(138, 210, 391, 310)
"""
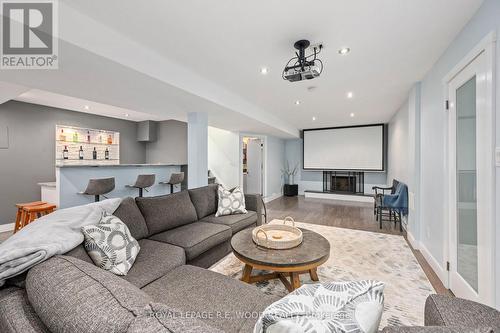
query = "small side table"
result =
(284, 184, 298, 197)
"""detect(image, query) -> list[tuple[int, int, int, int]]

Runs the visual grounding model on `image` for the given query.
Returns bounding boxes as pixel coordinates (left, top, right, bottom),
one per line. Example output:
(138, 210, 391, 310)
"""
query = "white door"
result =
(246, 139, 263, 195)
(447, 50, 494, 305)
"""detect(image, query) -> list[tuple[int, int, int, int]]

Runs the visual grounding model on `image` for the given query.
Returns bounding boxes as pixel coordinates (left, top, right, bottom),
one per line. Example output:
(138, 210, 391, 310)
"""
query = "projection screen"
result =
(303, 124, 385, 171)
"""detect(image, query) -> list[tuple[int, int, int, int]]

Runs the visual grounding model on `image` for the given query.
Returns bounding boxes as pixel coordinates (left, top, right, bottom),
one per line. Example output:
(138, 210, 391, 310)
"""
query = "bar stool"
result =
(79, 177, 115, 202)
(125, 174, 155, 197)
(159, 172, 184, 194)
(14, 201, 46, 233)
(22, 203, 57, 228)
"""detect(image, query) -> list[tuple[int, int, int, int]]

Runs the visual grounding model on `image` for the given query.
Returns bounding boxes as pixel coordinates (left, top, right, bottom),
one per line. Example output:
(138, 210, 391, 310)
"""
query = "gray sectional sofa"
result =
(0, 184, 280, 332)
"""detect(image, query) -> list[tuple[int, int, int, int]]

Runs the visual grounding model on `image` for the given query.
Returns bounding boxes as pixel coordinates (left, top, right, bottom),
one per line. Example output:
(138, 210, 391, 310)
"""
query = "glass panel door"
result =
(455, 76, 478, 292)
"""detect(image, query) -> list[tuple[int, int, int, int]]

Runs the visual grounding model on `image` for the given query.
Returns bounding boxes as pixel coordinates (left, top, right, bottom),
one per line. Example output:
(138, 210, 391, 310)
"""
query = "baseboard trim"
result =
(419, 242, 448, 288)
(263, 193, 282, 203)
(407, 231, 419, 250)
(0, 223, 14, 233)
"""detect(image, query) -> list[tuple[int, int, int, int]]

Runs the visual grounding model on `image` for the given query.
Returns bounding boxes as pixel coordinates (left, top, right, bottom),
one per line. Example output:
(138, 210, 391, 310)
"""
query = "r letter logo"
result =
(1, 0, 58, 69)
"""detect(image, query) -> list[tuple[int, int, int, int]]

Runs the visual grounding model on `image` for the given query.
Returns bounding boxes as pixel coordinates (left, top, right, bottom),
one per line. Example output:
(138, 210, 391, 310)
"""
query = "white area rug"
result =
(210, 220, 435, 328)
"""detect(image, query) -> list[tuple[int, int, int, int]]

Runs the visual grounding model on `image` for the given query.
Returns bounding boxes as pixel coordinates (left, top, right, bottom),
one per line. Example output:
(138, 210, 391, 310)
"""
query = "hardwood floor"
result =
(266, 195, 451, 296)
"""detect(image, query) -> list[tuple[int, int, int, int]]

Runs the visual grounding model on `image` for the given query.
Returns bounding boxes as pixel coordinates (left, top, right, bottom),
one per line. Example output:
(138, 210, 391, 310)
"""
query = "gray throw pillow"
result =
(216, 185, 248, 217)
(81, 213, 140, 275)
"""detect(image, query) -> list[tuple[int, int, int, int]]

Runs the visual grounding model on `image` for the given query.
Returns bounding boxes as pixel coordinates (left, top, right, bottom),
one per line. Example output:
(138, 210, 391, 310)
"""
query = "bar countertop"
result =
(56, 163, 185, 168)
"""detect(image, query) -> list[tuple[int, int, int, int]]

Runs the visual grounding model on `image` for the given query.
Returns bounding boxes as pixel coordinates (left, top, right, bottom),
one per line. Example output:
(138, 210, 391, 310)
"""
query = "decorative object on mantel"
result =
(252, 217, 303, 249)
(281, 160, 298, 185)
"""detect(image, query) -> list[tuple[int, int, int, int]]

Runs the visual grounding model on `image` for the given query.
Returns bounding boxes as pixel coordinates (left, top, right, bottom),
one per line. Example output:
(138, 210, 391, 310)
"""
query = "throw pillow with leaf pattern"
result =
(81, 213, 140, 275)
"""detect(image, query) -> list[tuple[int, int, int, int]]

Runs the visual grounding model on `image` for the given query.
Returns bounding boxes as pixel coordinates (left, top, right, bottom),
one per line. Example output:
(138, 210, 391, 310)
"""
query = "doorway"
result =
(446, 36, 495, 306)
(242, 137, 264, 195)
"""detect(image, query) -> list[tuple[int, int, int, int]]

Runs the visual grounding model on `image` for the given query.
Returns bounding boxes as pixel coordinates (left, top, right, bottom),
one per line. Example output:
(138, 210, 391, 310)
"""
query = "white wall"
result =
(416, 0, 500, 307)
(387, 101, 409, 185)
(265, 136, 286, 201)
(208, 126, 239, 187)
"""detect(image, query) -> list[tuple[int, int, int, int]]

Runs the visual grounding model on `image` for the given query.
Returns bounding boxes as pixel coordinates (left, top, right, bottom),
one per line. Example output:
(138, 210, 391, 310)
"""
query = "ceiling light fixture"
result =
(338, 47, 350, 55)
(350, 113, 355, 117)
(312, 116, 316, 121)
(83, 105, 90, 110)
(260, 67, 268, 75)
(124, 113, 129, 117)
(347, 92, 354, 99)
(295, 100, 301, 105)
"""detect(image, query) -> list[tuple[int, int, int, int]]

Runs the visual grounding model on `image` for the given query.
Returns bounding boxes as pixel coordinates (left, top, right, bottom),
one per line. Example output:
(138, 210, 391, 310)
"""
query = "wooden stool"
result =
(21, 203, 57, 229)
(14, 201, 46, 233)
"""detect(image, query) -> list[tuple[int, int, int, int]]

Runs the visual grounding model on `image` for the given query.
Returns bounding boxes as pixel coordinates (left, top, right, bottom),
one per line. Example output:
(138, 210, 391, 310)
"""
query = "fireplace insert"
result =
(323, 171, 364, 194)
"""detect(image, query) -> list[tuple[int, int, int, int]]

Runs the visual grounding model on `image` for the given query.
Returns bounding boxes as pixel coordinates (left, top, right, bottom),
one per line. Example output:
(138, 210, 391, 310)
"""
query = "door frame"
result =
(442, 31, 496, 306)
(239, 133, 267, 197)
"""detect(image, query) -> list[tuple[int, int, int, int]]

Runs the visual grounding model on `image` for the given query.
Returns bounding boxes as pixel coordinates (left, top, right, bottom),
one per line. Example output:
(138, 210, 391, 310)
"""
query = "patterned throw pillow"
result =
(215, 185, 248, 217)
(81, 213, 140, 275)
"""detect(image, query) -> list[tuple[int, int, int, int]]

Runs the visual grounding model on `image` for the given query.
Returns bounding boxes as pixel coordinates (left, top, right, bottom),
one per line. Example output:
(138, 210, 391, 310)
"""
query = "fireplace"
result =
(323, 171, 364, 194)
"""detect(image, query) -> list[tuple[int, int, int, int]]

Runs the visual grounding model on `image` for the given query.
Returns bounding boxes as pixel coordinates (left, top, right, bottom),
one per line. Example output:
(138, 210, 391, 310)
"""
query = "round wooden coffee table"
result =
(231, 227, 330, 292)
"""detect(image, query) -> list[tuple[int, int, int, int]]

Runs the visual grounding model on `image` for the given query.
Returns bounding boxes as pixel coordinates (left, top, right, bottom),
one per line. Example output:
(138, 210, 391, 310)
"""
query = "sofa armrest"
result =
(245, 194, 263, 225)
(425, 294, 500, 330)
(382, 326, 493, 333)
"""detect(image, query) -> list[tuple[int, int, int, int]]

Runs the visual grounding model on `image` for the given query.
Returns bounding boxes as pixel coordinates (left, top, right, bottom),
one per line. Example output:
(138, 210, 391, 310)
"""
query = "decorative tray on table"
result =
(252, 217, 303, 249)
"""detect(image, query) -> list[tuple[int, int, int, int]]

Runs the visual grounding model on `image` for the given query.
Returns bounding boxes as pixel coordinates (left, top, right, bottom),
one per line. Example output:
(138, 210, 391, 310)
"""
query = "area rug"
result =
(210, 220, 435, 328)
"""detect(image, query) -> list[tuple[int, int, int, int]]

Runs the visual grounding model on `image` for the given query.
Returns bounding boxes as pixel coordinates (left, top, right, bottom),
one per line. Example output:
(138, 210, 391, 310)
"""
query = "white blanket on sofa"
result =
(0, 198, 122, 286)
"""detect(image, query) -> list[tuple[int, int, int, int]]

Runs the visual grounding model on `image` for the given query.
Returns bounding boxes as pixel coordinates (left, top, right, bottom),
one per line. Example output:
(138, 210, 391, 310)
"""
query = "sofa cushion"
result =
(0, 287, 49, 333)
(136, 191, 198, 235)
(26, 255, 153, 333)
(64, 243, 93, 264)
(149, 222, 231, 261)
(142, 265, 279, 333)
(201, 210, 257, 234)
(425, 294, 500, 332)
(122, 239, 185, 288)
(188, 184, 218, 219)
(216, 186, 247, 217)
(113, 197, 149, 240)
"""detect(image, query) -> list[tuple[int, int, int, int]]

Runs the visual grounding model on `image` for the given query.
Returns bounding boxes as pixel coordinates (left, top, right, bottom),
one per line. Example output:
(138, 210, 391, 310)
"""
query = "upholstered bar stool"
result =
(159, 172, 184, 193)
(14, 201, 46, 233)
(79, 177, 115, 202)
(21, 203, 57, 228)
(125, 174, 155, 197)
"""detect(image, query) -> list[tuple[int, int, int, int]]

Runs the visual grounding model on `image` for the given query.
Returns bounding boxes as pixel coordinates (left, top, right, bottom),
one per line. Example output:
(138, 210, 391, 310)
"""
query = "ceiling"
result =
(1, 0, 483, 137)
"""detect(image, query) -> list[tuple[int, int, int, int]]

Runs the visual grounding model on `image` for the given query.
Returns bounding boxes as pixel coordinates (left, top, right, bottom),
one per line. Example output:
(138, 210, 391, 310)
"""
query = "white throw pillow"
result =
(216, 185, 248, 217)
(81, 213, 140, 275)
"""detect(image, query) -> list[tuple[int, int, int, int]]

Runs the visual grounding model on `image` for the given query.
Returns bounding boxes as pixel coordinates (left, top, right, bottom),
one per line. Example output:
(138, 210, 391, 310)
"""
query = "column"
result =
(187, 112, 208, 189)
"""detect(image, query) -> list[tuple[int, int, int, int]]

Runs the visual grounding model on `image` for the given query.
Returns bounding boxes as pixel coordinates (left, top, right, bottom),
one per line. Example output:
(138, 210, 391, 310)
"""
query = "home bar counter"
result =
(52, 164, 183, 208)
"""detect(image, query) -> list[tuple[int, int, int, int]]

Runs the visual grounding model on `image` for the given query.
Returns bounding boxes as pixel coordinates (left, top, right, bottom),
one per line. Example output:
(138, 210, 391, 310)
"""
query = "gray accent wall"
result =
(146, 120, 187, 165)
(0, 100, 146, 225)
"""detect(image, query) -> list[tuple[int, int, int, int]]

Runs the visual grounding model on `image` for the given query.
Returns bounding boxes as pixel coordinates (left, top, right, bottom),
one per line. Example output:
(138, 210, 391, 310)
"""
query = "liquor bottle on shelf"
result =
(92, 147, 97, 160)
(59, 129, 66, 141)
(63, 146, 69, 160)
(107, 134, 113, 144)
(79, 146, 84, 160)
(87, 131, 91, 143)
(105, 147, 110, 160)
(72, 131, 78, 142)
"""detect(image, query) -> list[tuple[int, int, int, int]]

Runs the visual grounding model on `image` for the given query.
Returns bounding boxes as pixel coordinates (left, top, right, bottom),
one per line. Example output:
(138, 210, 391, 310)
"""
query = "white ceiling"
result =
(1, 0, 483, 137)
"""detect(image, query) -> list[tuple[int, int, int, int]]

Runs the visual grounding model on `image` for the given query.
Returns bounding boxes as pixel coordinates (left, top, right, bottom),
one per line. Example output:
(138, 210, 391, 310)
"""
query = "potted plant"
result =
(281, 160, 298, 185)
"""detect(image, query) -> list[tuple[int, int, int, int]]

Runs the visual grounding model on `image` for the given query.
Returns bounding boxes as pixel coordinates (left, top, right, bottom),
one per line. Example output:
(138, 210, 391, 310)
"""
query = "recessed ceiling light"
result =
(295, 100, 301, 105)
(260, 67, 268, 75)
(312, 116, 316, 121)
(338, 47, 350, 55)
(350, 113, 355, 117)
(83, 105, 90, 110)
(347, 92, 354, 99)
(124, 113, 129, 117)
